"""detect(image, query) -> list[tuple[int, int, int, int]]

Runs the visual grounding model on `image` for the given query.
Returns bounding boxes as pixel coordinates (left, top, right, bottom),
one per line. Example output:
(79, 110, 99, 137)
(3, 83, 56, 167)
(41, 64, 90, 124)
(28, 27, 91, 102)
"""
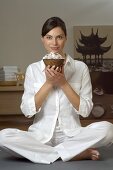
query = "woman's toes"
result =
(90, 149, 100, 160)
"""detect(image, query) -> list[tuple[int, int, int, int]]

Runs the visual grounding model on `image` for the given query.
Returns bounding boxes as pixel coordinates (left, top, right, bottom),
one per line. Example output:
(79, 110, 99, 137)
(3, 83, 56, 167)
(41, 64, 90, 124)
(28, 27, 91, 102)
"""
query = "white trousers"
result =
(0, 121, 113, 164)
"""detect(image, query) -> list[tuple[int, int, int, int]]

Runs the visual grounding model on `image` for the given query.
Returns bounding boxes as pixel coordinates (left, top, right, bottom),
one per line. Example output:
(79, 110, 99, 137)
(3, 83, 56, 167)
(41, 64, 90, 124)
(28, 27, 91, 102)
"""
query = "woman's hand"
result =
(45, 65, 67, 87)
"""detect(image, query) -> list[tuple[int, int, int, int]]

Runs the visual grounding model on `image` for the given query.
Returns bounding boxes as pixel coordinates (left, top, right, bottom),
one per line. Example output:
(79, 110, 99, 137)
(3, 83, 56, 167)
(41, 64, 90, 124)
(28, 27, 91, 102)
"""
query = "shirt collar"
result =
(65, 54, 71, 65)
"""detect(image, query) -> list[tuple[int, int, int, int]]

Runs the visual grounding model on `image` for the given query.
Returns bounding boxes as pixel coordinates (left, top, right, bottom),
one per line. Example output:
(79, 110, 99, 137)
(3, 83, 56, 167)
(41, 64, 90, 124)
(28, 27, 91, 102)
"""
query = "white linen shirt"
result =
(20, 55, 93, 143)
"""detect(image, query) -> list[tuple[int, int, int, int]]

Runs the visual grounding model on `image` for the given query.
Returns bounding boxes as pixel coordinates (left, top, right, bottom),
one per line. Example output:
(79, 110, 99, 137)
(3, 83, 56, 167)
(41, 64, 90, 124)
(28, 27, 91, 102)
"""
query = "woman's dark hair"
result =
(41, 17, 67, 37)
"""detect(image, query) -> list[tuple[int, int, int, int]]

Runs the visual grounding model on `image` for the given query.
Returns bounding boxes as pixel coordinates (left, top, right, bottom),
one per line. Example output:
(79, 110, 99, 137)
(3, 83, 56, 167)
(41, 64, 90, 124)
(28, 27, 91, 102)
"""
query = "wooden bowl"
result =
(43, 59, 65, 68)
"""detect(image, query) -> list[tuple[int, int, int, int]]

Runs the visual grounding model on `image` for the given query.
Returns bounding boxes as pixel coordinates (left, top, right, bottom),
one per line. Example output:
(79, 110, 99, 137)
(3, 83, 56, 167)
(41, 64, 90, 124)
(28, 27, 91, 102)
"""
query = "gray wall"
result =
(0, 0, 113, 72)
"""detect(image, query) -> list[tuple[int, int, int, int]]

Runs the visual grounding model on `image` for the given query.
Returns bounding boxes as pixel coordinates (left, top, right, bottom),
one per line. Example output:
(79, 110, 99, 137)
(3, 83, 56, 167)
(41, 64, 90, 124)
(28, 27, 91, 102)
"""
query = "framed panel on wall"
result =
(73, 25, 113, 121)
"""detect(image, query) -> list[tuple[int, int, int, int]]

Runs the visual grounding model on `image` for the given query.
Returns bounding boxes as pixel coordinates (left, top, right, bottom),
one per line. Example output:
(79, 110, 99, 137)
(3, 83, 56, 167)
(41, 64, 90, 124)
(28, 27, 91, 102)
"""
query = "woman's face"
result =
(41, 27, 67, 56)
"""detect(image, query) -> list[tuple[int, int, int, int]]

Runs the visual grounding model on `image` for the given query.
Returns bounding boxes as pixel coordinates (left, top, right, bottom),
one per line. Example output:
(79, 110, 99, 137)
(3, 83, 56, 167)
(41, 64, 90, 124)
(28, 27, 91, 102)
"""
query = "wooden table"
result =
(0, 86, 24, 115)
(0, 85, 33, 130)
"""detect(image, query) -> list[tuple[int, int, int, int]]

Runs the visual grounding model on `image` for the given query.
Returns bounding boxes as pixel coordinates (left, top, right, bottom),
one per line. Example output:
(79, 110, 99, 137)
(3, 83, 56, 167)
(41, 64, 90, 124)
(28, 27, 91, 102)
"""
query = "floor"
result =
(0, 146, 113, 170)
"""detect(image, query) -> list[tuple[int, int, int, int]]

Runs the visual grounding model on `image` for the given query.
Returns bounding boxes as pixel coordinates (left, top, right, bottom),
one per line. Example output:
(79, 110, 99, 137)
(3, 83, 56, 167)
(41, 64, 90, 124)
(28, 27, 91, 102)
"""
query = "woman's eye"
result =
(46, 36, 52, 40)
(57, 36, 63, 40)
(58, 35, 64, 40)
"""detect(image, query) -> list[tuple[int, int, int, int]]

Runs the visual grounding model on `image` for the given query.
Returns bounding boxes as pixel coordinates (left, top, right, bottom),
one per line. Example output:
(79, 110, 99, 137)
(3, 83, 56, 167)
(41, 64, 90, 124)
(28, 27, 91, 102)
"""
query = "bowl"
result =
(43, 59, 65, 68)
(91, 103, 105, 118)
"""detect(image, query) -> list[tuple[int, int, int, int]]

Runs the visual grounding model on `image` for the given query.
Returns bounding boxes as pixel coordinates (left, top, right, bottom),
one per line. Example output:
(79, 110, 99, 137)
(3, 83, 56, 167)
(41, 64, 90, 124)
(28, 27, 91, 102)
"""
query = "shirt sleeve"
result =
(20, 65, 40, 118)
(76, 64, 93, 117)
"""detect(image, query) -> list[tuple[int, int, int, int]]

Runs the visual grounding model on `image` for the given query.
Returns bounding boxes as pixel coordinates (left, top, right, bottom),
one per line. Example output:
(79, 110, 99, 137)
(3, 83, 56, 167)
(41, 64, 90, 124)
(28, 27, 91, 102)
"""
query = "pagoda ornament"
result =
(75, 28, 111, 66)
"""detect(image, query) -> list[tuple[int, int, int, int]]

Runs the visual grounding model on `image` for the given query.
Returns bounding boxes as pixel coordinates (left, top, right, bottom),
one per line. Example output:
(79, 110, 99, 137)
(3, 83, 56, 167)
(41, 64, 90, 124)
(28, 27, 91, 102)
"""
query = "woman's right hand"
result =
(45, 65, 66, 87)
(45, 65, 59, 85)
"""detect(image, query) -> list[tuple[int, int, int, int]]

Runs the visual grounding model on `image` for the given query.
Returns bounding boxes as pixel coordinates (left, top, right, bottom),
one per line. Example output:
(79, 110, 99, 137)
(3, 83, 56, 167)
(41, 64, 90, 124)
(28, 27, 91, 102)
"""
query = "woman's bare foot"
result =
(71, 148, 100, 161)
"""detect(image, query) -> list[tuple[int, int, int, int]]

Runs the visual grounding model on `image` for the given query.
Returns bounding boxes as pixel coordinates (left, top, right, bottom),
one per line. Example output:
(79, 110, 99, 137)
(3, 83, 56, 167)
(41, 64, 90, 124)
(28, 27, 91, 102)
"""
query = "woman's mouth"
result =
(51, 47, 59, 51)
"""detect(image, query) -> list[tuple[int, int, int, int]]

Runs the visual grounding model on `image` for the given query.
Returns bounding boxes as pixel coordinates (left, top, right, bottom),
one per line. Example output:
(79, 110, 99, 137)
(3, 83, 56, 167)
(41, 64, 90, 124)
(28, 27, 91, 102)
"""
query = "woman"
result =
(0, 16, 113, 164)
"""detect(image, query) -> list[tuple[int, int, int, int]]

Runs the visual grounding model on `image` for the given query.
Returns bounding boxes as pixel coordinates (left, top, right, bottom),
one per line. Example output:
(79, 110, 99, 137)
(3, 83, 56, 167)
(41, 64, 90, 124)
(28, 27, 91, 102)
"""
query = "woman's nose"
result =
(52, 38, 57, 45)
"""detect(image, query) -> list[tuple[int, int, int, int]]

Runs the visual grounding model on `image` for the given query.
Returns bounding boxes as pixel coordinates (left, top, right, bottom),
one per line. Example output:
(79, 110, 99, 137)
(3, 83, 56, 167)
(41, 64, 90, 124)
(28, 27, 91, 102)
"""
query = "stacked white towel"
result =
(0, 66, 19, 81)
